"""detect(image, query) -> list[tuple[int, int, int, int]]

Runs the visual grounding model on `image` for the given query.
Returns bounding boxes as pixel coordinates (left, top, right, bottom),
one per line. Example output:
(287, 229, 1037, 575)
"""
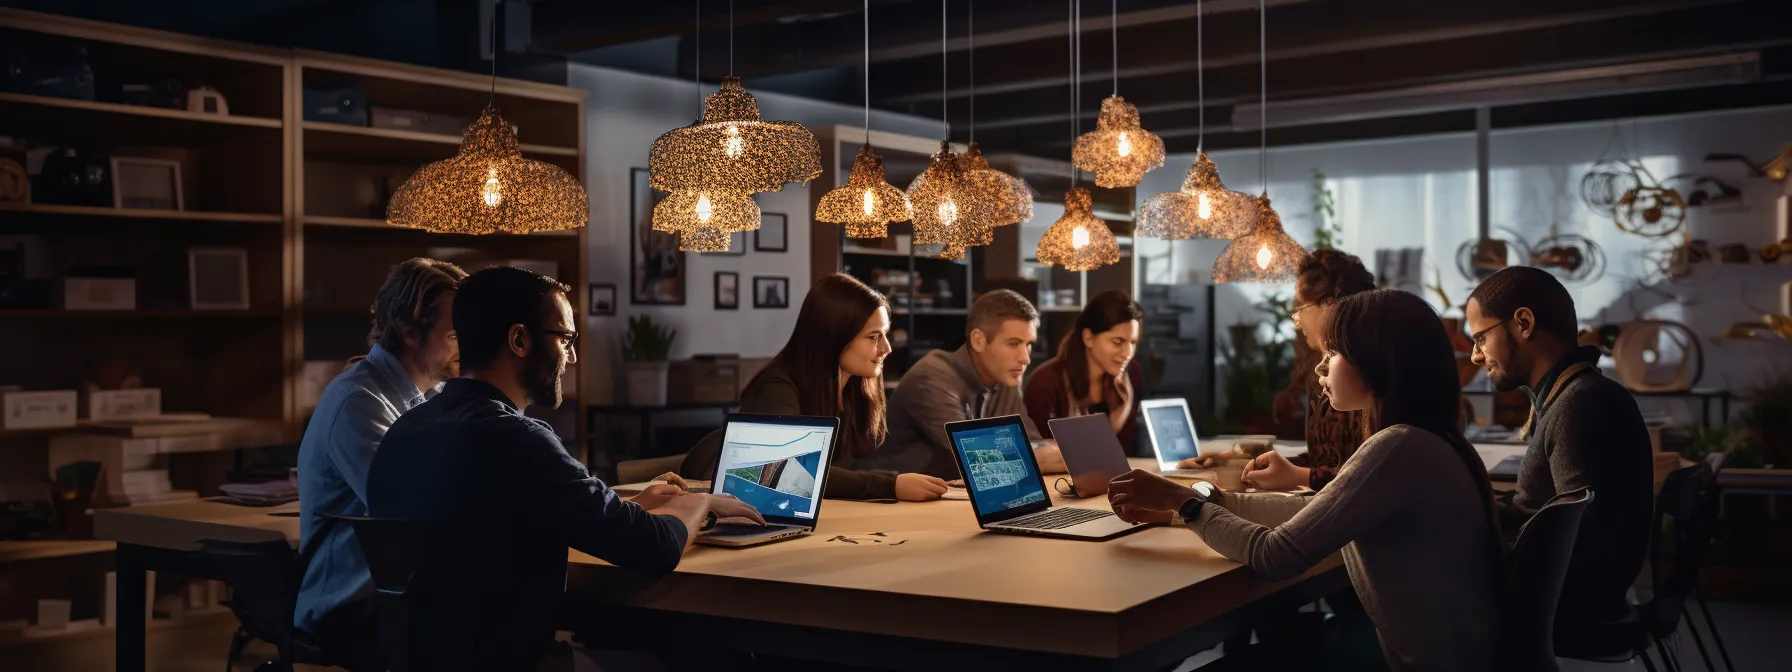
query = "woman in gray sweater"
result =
(682, 274, 948, 501)
(1110, 289, 1507, 671)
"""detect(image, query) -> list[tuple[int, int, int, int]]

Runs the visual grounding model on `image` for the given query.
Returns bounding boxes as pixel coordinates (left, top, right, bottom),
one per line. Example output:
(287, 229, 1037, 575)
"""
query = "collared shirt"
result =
(366, 378, 688, 672)
(876, 345, 1040, 479)
(294, 345, 433, 631)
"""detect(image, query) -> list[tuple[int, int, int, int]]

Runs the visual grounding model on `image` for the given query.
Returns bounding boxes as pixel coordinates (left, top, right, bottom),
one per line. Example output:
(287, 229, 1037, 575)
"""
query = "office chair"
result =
(198, 516, 339, 672)
(1509, 488, 1594, 672)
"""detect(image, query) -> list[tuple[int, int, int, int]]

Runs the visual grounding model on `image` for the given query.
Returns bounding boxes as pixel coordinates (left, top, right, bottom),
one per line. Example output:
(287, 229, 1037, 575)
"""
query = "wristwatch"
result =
(700, 510, 718, 532)
(1170, 481, 1218, 527)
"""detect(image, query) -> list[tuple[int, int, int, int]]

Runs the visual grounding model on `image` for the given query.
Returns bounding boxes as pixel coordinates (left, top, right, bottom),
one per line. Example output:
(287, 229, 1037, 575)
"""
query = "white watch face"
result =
(1192, 480, 1216, 499)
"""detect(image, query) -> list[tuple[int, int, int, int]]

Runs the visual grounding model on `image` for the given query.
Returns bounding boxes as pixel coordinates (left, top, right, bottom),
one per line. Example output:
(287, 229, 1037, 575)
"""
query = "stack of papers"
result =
(218, 481, 299, 505)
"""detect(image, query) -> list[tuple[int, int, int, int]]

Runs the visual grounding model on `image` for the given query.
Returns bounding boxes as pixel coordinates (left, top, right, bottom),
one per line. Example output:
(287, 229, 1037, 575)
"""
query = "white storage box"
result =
(83, 388, 161, 421)
(63, 277, 135, 310)
(3, 390, 77, 430)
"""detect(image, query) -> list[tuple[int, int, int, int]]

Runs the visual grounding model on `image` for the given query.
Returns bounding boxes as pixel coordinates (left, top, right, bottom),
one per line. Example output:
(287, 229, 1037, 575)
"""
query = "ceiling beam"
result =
(533, 0, 857, 55)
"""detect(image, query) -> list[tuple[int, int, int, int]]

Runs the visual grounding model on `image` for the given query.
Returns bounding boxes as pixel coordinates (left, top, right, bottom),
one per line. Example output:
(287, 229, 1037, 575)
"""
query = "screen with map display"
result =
(715, 419, 836, 521)
(950, 420, 1046, 517)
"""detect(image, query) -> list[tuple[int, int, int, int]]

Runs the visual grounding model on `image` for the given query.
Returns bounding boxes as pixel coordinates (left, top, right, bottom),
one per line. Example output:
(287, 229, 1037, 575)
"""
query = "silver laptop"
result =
(698, 413, 838, 548)
(1141, 398, 1206, 476)
(1047, 414, 1134, 498)
(946, 415, 1143, 541)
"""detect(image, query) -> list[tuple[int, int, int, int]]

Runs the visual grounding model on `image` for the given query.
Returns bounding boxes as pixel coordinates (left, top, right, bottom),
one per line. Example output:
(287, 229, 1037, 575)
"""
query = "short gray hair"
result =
(968, 289, 1039, 338)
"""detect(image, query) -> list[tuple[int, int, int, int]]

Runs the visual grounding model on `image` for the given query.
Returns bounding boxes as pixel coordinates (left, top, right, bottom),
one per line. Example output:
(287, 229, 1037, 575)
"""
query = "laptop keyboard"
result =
(1003, 507, 1112, 530)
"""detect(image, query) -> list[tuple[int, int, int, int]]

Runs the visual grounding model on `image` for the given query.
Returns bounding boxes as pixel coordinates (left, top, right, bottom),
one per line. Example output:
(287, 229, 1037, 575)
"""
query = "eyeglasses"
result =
(1290, 300, 1316, 320)
(536, 327, 579, 355)
(1469, 319, 1509, 352)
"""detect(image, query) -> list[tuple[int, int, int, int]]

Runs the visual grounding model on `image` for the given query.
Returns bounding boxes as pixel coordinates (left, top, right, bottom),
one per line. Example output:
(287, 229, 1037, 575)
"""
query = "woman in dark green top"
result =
(681, 274, 948, 501)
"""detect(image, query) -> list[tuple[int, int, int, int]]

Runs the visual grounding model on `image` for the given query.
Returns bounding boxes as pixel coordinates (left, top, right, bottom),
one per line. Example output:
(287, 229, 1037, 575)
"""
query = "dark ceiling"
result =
(559, 0, 1792, 158)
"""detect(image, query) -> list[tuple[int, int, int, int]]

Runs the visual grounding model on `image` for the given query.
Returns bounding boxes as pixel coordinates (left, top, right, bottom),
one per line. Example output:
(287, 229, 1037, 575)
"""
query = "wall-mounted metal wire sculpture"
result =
(1455, 228, 1532, 282)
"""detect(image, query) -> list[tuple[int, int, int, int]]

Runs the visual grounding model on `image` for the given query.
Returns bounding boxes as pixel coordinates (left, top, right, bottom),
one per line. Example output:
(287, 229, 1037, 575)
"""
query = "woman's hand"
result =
(1242, 451, 1309, 491)
(1177, 449, 1234, 470)
(1108, 469, 1199, 523)
(895, 473, 949, 501)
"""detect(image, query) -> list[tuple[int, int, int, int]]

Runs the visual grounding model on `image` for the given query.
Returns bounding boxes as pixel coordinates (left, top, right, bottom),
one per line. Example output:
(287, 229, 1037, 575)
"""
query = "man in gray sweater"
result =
(1466, 266, 1653, 654)
(875, 290, 1063, 479)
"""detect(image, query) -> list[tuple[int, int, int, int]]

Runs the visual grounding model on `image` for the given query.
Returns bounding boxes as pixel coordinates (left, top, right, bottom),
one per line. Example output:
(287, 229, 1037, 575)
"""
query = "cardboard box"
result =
(669, 356, 741, 404)
(63, 277, 135, 310)
(83, 388, 161, 421)
(3, 389, 77, 429)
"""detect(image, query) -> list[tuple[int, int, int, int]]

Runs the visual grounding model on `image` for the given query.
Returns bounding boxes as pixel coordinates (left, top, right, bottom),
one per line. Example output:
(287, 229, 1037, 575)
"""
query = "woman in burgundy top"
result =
(1024, 290, 1145, 451)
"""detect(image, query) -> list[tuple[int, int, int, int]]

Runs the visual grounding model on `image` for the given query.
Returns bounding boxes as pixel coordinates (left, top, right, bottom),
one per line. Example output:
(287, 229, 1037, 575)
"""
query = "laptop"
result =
(698, 413, 838, 548)
(946, 415, 1144, 541)
(1140, 398, 1207, 476)
(1047, 414, 1134, 498)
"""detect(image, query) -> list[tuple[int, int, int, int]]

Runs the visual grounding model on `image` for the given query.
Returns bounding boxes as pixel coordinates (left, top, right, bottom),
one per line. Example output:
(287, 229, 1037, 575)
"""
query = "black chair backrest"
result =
(314, 511, 423, 596)
(1644, 464, 1715, 632)
(1509, 487, 1595, 672)
(197, 538, 301, 645)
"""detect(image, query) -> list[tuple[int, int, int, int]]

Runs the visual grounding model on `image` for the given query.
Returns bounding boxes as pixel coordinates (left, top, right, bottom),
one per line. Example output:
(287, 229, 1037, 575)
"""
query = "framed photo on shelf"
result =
(754, 213, 788, 252)
(189, 247, 249, 310)
(111, 157, 183, 211)
(588, 283, 617, 316)
(702, 231, 748, 256)
(753, 275, 790, 309)
(714, 272, 739, 310)
(629, 168, 685, 305)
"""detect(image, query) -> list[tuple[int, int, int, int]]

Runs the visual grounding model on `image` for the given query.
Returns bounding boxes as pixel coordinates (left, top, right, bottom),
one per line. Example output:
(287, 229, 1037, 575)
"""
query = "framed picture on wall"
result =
(588, 283, 617, 316)
(753, 275, 790, 309)
(111, 157, 183, 211)
(188, 247, 249, 310)
(701, 230, 748, 256)
(629, 167, 686, 305)
(714, 272, 739, 310)
(754, 213, 788, 252)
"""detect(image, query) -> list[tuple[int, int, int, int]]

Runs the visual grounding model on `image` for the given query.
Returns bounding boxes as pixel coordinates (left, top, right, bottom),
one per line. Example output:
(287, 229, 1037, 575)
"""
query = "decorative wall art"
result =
(630, 168, 686, 305)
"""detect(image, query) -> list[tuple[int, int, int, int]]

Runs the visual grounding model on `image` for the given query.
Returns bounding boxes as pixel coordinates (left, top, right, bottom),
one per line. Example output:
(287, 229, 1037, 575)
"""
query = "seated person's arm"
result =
(1191, 437, 1409, 582)
(516, 424, 693, 572)
(322, 391, 398, 503)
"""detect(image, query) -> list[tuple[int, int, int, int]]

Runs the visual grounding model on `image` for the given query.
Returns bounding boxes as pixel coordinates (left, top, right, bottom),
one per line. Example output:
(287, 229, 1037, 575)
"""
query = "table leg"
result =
(116, 545, 148, 672)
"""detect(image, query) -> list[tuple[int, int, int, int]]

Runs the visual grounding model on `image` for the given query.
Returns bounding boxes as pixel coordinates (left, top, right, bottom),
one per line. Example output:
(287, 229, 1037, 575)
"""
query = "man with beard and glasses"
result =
(1465, 266, 1651, 657)
(296, 257, 465, 670)
(366, 266, 762, 672)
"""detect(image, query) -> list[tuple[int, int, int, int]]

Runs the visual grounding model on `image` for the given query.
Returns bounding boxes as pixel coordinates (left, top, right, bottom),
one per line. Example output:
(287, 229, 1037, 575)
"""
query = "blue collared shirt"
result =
(294, 345, 435, 631)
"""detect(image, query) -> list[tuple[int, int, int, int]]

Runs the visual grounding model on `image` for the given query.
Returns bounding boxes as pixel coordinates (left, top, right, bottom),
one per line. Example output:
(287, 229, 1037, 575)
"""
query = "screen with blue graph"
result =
(951, 421, 1045, 517)
(1145, 402, 1200, 463)
(715, 420, 835, 520)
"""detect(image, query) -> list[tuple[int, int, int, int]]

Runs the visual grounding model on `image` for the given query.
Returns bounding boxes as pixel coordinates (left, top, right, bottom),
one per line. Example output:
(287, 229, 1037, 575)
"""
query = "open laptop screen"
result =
(949, 417, 1048, 519)
(713, 415, 837, 525)
(1142, 399, 1200, 466)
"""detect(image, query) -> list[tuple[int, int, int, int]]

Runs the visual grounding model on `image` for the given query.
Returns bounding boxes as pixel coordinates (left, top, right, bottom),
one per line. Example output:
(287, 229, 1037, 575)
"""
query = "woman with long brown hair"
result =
(1109, 289, 1505, 670)
(1024, 290, 1144, 448)
(681, 274, 947, 501)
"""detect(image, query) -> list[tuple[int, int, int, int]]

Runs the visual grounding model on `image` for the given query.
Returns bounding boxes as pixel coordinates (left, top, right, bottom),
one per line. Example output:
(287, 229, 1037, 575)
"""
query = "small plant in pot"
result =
(1737, 369, 1792, 468)
(621, 314, 676, 406)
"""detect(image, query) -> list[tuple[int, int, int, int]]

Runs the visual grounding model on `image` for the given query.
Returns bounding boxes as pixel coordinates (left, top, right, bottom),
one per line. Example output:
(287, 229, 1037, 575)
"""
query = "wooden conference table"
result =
(95, 442, 1529, 672)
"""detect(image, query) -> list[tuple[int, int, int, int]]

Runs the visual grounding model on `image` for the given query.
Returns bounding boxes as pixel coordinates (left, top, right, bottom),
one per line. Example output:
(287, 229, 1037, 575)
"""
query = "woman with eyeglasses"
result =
(1183, 249, 1376, 492)
(680, 274, 949, 501)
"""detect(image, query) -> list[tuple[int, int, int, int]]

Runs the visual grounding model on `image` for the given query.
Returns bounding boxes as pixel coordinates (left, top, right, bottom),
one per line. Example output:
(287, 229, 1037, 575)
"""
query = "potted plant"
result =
(621, 314, 676, 406)
(1738, 370, 1792, 468)
(1222, 295, 1296, 436)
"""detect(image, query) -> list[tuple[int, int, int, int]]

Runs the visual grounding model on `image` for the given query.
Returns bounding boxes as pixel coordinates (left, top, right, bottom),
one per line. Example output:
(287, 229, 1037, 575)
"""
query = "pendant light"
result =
(1136, 0, 1255, 240)
(386, 5, 588, 234)
(956, 1, 1034, 230)
(1213, 0, 1308, 284)
(652, 0, 762, 245)
(649, 1, 820, 197)
(1070, 0, 1163, 188)
(1037, 0, 1121, 271)
(907, 0, 987, 256)
(816, 0, 913, 239)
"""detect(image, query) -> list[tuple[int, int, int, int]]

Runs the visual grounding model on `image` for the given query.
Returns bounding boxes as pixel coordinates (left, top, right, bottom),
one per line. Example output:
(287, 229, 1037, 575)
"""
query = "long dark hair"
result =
(1325, 289, 1506, 565)
(762, 274, 889, 458)
(1052, 290, 1143, 403)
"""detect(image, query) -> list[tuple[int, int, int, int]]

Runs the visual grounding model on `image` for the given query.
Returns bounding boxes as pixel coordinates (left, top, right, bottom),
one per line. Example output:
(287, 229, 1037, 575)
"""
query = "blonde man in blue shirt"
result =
(294, 257, 466, 669)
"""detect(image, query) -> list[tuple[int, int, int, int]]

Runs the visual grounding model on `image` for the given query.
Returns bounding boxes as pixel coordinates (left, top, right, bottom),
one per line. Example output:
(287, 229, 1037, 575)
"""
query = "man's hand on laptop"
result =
(1107, 469, 1197, 525)
(896, 473, 949, 501)
(706, 493, 767, 527)
(629, 483, 689, 511)
(1033, 440, 1067, 474)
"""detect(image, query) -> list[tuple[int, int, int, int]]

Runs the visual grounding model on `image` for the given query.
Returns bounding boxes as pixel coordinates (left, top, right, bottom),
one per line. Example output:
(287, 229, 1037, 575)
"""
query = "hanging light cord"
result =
(695, 0, 702, 117)
(969, 0, 975, 144)
(1196, 0, 1203, 152)
(488, 1, 498, 106)
(941, 0, 949, 136)
(863, 0, 870, 143)
(1258, 0, 1267, 195)
(729, 0, 735, 76)
(1068, 0, 1076, 186)
(1110, 0, 1117, 96)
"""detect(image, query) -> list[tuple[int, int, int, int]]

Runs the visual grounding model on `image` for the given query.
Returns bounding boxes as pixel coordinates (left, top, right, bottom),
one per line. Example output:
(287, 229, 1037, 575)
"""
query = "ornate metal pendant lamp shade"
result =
(817, 1, 913, 240)
(958, 142, 1033, 228)
(1036, 187, 1120, 271)
(908, 141, 984, 249)
(1136, 0, 1253, 240)
(1069, 0, 1163, 188)
(1137, 153, 1256, 239)
(1214, 0, 1308, 284)
(386, 16, 588, 235)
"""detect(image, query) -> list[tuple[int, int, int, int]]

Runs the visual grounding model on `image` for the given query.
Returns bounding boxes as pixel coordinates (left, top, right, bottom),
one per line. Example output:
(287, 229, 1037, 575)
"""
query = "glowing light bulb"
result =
(1072, 225, 1091, 250)
(1256, 244, 1273, 269)
(937, 198, 959, 228)
(723, 124, 744, 158)
(1117, 132, 1132, 158)
(480, 169, 502, 207)
(862, 188, 875, 216)
(1197, 192, 1212, 219)
(694, 192, 714, 222)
